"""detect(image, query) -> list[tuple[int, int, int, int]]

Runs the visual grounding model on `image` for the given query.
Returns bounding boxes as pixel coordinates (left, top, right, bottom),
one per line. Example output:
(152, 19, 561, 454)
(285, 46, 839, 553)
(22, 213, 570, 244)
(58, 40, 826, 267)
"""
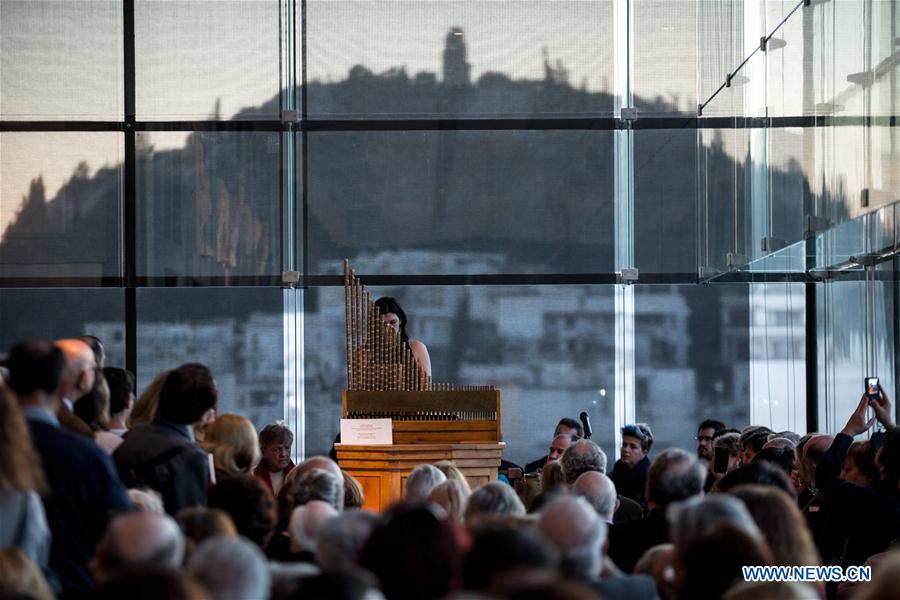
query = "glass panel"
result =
(0, 289, 126, 367)
(307, 130, 614, 275)
(0, 133, 123, 281)
(766, 127, 807, 248)
(136, 132, 281, 279)
(749, 282, 806, 432)
(634, 129, 698, 274)
(697, 0, 745, 111)
(304, 284, 617, 466)
(633, 0, 698, 114)
(135, 0, 282, 120)
(633, 284, 751, 453)
(818, 277, 896, 434)
(0, 0, 123, 120)
(136, 288, 284, 428)
(305, 0, 615, 118)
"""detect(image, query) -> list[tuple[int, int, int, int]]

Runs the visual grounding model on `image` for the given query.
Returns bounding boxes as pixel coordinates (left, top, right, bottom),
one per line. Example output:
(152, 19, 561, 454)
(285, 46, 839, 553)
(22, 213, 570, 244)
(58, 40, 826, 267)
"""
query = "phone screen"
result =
(713, 446, 730, 474)
(866, 377, 880, 398)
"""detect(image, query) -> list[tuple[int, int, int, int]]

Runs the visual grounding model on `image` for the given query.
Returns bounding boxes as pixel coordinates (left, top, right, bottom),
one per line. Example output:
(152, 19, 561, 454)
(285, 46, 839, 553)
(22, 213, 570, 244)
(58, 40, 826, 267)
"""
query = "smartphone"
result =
(713, 446, 730, 474)
(866, 377, 881, 401)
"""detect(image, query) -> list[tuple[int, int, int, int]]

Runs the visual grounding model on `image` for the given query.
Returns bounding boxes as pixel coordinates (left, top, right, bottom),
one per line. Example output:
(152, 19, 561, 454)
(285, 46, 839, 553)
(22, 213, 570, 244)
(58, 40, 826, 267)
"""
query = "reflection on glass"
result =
(633, 0, 698, 114)
(304, 284, 616, 466)
(0, 133, 123, 280)
(136, 288, 284, 429)
(0, 289, 125, 366)
(749, 283, 806, 433)
(135, 0, 281, 120)
(634, 129, 698, 273)
(634, 285, 751, 453)
(306, 0, 614, 117)
(0, 1, 123, 120)
(308, 130, 614, 275)
(136, 132, 281, 279)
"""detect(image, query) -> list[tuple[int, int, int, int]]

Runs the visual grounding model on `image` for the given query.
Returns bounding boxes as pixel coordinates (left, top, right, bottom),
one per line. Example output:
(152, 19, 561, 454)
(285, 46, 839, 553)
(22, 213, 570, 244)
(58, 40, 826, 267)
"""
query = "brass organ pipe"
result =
(344, 260, 351, 389)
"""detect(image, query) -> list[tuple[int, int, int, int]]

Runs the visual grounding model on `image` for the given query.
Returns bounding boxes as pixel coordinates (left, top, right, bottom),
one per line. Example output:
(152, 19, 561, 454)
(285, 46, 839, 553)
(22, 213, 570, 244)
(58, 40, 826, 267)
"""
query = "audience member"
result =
(463, 523, 557, 593)
(8, 340, 132, 593)
(842, 440, 880, 486)
(92, 512, 186, 584)
(724, 581, 821, 600)
(207, 474, 277, 550)
(188, 536, 271, 600)
(279, 467, 344, 521)
(608, 448, 705, 573)
(0, 384, 50, 572)
(538, 495, 658, 599)
(816, 392, 900, 567)
(174, 507, 237, 561)
(94, 569, 209, 600)
(200, 413, 260, 479)
(103, 367, 135, 436)
(854, 549, 900, 600)
(127, 369, 170, 428)
(253, 421, 296, 496)
(718, 460, 796, 498)
(540, 458, 567, 492)
(405, 464, 447, 504)
(739, 426, 773, 465)
(288, 569, 383, 600)
(465, 481, 526, 526)
(696, 419, 726, 462)
(288, 499, 339, 559)
(77, 334, 105, 369)
(0, 547, 54, 600)
(359, 505, 463, 600)
(572, 471, 618, 523)
(728, 484, 820, 567)
(315, 509, 381, 572)
(633, 544, 675, 600)
(427, 478, 470, 523)
(127, 488, 165, 514)
(343, 470, 365, 509)
(114, 363, 217, 514)
(434, 459, 473, 494)
(74, 371, 124, 454)
(560, 438, 608, 483)
(611, 423, 654, 506)
(524, 417, 584, 474)
(55, 338, 97, 409)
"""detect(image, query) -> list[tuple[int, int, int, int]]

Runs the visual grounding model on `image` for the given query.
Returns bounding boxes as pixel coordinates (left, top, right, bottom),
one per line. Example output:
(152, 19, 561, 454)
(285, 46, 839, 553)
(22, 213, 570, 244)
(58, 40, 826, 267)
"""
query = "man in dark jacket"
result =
(114, 363, 217, 514)
(8, 341, 132, 594)
(607, 448, 706, 573)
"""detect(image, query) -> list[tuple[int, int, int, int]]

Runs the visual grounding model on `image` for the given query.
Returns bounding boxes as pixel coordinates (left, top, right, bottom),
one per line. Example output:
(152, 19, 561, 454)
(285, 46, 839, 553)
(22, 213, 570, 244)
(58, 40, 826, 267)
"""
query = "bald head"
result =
(296, 455, 341, 479)
(289, 500, 339, 553)
(572, 471, 617, 522)
(537, 496, 606, 579)
(55, 339, 97, 401)
(94, 512, 185, 582)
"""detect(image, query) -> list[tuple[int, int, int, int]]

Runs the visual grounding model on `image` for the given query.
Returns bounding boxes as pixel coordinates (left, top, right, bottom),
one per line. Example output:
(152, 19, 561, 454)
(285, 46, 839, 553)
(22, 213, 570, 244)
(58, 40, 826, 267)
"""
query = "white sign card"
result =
(340, 418, 393, 445)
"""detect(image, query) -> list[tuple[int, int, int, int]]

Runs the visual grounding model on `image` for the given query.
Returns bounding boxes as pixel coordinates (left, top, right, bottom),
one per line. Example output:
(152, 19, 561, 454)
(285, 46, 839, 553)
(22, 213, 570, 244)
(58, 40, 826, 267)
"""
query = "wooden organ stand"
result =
(334, 261, 504, 511)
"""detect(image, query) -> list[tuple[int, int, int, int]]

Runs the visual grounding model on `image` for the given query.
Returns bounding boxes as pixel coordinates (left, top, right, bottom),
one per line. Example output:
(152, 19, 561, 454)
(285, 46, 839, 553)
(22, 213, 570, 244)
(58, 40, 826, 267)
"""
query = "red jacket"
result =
(253, 459, 296, 496)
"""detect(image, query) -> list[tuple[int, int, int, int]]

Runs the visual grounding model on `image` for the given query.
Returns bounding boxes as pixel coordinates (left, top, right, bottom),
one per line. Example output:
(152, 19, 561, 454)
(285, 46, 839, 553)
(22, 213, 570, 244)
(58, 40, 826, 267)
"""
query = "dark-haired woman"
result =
(611, 423, 653, 507)
(374, 296, 432, 378)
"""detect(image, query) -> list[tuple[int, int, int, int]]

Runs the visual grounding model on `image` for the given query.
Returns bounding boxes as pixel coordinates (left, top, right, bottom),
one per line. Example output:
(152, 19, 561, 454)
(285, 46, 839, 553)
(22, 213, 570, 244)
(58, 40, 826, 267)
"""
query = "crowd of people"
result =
(1, 336, 899, 600)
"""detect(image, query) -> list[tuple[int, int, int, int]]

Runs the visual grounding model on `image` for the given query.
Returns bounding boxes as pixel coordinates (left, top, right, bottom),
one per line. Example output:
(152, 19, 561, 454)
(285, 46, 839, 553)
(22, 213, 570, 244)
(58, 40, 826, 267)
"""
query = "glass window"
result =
(136, 132, 282, 279)
(303, 284, 616, 466)
(0, 133, 123, 281)
(306, 0, 614, 118)
(135, 0, 282, 120)
(0, 289, 126, 367)
(0, 0, 123, 120)
(307, 130, 614, 275)
(634, 284, 751, 454)
(633, 0, 697, 115)
(634, 129, 698, 274)
(136, 288, 285, 429)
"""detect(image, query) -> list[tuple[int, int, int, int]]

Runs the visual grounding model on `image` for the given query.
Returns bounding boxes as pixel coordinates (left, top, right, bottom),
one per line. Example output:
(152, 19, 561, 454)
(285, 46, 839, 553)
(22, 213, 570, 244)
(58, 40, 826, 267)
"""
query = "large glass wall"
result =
(1, 0, 897, 464)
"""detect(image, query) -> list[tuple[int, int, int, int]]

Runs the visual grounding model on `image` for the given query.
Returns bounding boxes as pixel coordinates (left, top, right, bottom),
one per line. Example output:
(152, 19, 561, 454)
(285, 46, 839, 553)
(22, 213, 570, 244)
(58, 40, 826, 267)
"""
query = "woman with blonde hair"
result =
(200, 414, 260, 479)
(127, 369, 171, 427)
(0, 386, 50, 572)
(434, 459, 472, 494)
(0, 548, 54, 600)
(427, 479, 470, 523)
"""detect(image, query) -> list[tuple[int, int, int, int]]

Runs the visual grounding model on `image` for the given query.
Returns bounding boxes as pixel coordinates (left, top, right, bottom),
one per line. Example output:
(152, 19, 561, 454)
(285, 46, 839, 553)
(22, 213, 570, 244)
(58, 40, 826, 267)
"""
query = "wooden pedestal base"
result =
(335, 442, 506, 512)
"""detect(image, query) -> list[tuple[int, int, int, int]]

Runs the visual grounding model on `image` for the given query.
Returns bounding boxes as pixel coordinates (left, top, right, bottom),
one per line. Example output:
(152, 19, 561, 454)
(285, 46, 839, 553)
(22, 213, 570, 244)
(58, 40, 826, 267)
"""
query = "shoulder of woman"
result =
(409, 339, 427, 351)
